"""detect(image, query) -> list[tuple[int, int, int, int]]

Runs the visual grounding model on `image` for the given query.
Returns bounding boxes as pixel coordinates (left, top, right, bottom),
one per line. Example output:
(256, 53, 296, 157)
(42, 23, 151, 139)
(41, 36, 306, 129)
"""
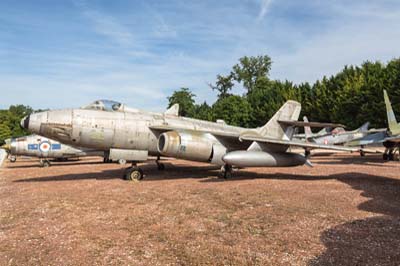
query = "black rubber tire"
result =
(125, 168, 144, 181)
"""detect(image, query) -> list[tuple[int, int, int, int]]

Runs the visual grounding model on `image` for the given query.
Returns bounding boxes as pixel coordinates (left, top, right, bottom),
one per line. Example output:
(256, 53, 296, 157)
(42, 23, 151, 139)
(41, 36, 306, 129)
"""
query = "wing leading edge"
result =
(239, 135, 380, 153)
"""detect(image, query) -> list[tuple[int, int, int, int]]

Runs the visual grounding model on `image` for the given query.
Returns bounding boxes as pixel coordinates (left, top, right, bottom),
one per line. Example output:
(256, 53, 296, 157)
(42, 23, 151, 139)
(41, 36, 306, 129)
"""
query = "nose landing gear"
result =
(39, 159, 51, 167)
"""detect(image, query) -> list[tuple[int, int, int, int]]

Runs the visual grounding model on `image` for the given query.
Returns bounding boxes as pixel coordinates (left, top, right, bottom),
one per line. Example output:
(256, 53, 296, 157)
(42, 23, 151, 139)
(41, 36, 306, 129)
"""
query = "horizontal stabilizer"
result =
(278, 120, 345, 128)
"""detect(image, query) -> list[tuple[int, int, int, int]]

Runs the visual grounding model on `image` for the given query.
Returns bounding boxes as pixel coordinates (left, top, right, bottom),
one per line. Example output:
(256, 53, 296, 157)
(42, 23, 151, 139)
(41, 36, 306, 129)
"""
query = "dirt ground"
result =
(1, 152, 400, 266)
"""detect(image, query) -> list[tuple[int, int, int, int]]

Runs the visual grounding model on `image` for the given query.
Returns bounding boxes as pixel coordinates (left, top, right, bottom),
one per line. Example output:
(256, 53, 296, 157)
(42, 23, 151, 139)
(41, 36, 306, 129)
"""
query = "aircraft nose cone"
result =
(1, 143, 10, 151)
(20, 115, 30, 130)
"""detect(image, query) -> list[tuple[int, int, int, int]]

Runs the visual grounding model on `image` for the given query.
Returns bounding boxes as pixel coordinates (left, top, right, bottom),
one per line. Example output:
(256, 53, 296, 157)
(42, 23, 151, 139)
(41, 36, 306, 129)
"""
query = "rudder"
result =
(257, 100, 301, 140)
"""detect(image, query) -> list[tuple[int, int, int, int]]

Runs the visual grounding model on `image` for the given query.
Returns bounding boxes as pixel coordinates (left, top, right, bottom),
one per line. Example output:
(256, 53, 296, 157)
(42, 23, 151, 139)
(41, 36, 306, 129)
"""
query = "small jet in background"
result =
(303, 116, 370, 146)
(302, 117, 385, 156)
(1, 134, 104, 167)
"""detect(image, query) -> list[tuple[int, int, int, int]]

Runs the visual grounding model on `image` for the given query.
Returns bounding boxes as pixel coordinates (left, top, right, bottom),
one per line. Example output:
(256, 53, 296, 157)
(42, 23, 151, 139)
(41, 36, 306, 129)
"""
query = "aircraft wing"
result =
(278, 120, 346, 128)
(239, 135, 365, 152)
(384, 136, 400, 143)
(149, 124, 250, 150)
(149, 125, 241, 139)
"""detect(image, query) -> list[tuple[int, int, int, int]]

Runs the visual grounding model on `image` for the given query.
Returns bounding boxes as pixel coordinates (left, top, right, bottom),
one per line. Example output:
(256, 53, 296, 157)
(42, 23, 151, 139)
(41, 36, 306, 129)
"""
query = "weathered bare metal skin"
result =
(223, 150, 306, 167)
(158, 131, 213, 162)
(22, 100, 355, 168)
(109, 149, 148, 162)
(27, 105, 248, 163)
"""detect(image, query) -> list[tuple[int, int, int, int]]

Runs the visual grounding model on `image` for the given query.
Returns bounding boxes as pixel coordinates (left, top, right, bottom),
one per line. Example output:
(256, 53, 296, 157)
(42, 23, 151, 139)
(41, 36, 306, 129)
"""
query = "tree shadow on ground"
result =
(309, 173, 400, 266)
(12, 161, 400, 265)
(311, 153, 395, 168)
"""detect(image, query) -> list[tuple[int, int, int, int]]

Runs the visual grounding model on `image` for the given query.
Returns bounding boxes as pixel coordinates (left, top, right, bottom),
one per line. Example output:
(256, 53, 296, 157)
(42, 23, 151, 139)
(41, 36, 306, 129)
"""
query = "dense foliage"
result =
(0, 105, 33, 144)
(168, 56, 400, 129)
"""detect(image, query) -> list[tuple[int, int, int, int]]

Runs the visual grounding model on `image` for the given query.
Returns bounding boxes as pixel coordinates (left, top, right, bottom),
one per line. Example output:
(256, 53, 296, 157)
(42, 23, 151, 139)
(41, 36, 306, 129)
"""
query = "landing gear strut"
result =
(124, 163, 144, 181)
(156, 156, 165, 170)
(39, 159, 51, 167)
(383, 148, 400, 161)
(360, 145, 365, 157)
(219, 164, 233, 179)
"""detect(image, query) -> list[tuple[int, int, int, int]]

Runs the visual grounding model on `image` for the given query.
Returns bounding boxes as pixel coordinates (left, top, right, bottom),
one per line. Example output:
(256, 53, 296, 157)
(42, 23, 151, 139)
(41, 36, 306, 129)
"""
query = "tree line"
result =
(167, 55, 400, 130)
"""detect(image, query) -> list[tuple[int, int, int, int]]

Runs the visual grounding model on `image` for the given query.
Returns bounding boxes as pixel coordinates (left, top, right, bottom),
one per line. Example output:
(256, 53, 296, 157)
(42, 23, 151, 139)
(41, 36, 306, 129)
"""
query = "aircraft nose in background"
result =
(20, 115, 30, 129)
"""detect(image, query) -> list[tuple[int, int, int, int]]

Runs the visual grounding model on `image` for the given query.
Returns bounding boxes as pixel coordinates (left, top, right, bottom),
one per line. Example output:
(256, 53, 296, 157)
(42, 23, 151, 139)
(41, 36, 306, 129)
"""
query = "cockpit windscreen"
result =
(82, 100, 122, 112)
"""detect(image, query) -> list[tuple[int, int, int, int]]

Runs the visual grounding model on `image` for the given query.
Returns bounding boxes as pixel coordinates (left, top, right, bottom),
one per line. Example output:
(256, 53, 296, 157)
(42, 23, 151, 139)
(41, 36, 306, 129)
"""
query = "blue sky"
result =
(1, 0, 400, 111)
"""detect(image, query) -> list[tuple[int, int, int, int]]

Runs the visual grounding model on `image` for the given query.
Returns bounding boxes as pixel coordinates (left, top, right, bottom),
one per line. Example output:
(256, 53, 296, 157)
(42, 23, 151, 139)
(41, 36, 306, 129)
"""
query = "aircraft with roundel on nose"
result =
(1, 134, 104, 167)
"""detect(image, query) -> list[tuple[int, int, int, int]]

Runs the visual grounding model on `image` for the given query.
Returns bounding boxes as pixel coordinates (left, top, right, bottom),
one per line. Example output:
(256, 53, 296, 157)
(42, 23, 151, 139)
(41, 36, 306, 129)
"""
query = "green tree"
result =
(209, 73, 234, 99)
(232, 55, 272, 93)
(167, 88, 196, 117)
(212, 95, 252, 127)
(0, 123, 12, 145)
(193, 101, 213, 121)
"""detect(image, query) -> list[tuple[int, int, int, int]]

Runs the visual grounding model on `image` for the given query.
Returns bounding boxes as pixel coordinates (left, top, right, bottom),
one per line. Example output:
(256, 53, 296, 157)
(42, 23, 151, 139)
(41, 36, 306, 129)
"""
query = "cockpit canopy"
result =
(82, 100, 122, 112)
(81, 100, 140, 113)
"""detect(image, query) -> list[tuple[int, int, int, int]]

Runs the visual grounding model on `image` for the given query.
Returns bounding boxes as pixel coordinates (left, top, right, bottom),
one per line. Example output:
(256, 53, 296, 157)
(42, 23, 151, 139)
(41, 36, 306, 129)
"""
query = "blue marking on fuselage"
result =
(51, 144, 61, 150)
(28, 144, 38, 150)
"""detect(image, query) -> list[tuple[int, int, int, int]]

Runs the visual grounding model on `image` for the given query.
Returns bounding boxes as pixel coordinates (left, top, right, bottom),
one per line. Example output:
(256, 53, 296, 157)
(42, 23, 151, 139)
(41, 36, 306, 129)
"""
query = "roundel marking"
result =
(39, 141, 51, 152)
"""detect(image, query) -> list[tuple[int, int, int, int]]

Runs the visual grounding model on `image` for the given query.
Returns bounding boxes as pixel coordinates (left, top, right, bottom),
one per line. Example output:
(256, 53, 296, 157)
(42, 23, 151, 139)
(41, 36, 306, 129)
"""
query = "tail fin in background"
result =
(164, 104, 179, 116)
(256, 100, 301, 140)
(357, 122, 370, 133)
(383, 90, 400, 135)
(303, 116, 313, 140)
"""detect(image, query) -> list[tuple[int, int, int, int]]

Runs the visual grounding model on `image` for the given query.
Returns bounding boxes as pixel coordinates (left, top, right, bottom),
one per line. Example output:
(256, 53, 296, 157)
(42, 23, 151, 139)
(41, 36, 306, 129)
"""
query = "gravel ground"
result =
(0, 153, 400, 266)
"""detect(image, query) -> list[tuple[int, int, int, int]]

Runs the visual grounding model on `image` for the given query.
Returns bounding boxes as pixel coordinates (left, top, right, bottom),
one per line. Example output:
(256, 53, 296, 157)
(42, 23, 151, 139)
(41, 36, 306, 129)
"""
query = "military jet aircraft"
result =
(303, 117, 370, 146)
(1, 134, 104, 167)
(345, 90, 400, 160)
(381, 90, 400, 160)
(20, 99, 362, 180)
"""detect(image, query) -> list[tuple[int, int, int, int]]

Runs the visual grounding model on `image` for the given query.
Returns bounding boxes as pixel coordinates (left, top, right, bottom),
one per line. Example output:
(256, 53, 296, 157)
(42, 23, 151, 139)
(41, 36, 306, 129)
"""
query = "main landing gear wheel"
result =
(124, 167, 144, 181)
(9, 156, 16, 163)
(39, 159, 51, 168)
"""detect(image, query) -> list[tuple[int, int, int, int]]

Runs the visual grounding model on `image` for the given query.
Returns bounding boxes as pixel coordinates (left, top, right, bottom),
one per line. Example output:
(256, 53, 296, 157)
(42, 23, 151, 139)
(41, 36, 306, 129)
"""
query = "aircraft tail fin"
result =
(303, 116, 313, 140)
(383, 90, 400, 134)
(357, 122, 370, 133)
(165, 104, 179, 116)
(257, 100, 301, 140)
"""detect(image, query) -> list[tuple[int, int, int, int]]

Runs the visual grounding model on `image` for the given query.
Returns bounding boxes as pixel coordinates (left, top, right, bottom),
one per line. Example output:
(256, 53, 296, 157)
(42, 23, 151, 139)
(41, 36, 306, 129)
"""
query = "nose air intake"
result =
(21, 116, 30, 130)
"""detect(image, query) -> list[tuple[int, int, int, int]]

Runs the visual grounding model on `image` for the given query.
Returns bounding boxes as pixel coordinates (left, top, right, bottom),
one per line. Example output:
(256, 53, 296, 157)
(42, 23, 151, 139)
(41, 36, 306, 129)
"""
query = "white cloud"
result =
(258, 0, 273, 21)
